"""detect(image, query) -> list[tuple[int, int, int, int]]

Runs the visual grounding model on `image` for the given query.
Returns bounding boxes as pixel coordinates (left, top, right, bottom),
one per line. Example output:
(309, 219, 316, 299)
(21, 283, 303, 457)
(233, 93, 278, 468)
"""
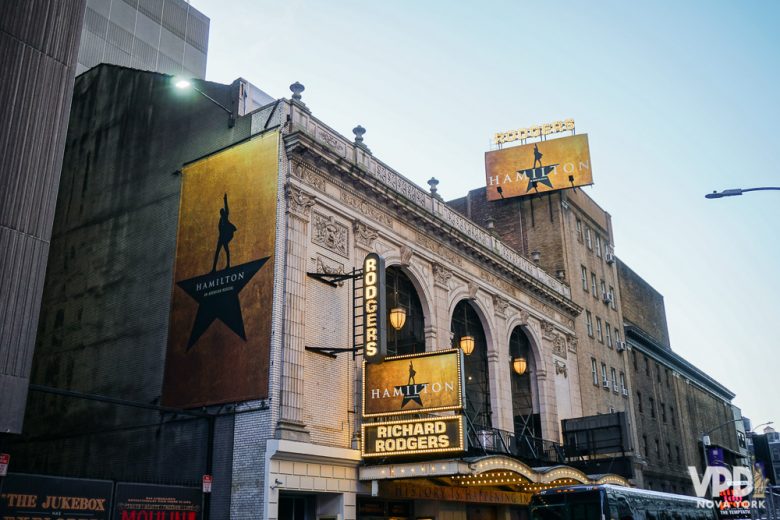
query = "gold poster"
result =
(363, 349, 464, 417)
(162, 132, 279, 408)
(485, 134, 593, 201)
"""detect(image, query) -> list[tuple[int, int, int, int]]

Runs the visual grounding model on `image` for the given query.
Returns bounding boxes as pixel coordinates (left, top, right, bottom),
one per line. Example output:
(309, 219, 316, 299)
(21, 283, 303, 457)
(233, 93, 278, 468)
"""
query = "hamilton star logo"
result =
(394, 361, 428, 408)
(178, 193, 269, 350)
(517, 143, 557, 192)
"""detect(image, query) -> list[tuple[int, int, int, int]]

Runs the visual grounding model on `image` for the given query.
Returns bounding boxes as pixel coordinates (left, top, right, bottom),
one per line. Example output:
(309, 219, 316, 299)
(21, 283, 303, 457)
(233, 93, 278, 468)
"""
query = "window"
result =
(642, 435, 648, 457)
(620, 372, 626, 395)
(649, 397, 656, 418)
(609, 286, 616, 309)
(632, 350, 638, 371)
(601, 363, 608, 386)
(661, 402, 667, 422)
(645, 356, 650, 376)
(596, 317, 603, 342)
(676, 445, 681, 464)
(667, 442, 672, 462)
(656, 363, 662, 382)
(581, 265, 588, 292)
(595, 235, 602, 257)
(637, 391, 643, 412)
(670, 406, 676, 427)
(610, 367, 617, 392)
(585, 227, 593, 249)
(600, 279, 607, 300)
(586, 311, 593, 337)
(591, 273, 598, 297)
(591, 358, 598, 385)
(614, 330, 621, 347)
(606, 323, 613, 348)
(655, 438, 661, 459)
(576, 218, 583, 242)
(666, 369, 670, 387)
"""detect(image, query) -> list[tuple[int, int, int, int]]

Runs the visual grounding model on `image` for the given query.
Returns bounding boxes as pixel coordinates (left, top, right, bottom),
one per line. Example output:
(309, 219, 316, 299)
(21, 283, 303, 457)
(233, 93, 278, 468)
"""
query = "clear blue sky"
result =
(192, 0, 780, 429)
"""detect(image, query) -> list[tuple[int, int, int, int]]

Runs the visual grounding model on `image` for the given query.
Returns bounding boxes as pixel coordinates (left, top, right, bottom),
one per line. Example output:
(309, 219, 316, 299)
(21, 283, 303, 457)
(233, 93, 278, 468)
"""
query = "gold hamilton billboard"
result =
(363, 349, 464, 417)
(485, 133, 593, 201)
(162, 131, 279, 408)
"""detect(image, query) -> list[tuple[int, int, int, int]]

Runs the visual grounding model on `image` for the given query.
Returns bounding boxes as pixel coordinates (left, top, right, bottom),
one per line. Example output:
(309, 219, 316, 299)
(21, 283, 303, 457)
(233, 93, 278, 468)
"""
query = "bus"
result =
(529, 485, 717, 520)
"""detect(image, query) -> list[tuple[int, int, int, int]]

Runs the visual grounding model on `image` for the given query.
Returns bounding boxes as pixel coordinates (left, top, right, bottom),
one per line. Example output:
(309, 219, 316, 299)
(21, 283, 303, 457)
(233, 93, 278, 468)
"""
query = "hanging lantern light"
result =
(512, 357, 527, 376)
(389, 307, 407, 331)
(460, 335, 475, 356)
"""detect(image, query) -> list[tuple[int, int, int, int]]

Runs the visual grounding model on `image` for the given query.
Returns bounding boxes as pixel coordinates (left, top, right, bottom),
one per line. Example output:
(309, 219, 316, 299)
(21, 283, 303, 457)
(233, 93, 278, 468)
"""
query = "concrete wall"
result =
(0, 0, 86, 435)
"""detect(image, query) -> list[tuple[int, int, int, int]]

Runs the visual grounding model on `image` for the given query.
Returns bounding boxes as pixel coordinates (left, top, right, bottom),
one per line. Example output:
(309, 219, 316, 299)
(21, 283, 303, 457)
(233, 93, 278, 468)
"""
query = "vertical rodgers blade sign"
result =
(485, 134, 593, 201)
(363, 253, 386, 364)
(162, 132, 279, 408)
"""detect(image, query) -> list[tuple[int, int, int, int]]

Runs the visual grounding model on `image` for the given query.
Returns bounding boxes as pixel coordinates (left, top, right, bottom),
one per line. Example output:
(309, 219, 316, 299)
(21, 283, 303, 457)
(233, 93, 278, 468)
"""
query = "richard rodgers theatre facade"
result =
(10, 66, 635, 520)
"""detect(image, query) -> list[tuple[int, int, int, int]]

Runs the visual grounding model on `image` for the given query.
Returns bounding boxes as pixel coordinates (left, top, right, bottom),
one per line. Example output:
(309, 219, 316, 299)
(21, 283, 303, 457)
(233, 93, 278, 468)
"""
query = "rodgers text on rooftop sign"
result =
(485, 134, 593, 201)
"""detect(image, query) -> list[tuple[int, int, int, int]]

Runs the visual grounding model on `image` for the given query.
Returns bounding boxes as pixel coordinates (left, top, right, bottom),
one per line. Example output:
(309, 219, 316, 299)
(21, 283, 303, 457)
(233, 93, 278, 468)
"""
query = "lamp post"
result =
(173, 77, 235, 128)
(705, 187, 780, 199)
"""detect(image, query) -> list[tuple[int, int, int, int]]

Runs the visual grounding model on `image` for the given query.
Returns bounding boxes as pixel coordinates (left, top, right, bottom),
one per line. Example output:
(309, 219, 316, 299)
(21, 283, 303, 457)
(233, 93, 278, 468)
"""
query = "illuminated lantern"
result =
(512, 357, 527, 376)
(459, 335, 475, 356)
(389, 307, 406, 331)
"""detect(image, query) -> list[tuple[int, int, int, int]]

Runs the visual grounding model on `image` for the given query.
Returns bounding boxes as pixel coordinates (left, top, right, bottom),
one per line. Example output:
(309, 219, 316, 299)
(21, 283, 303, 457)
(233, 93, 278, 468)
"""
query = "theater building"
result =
(6, 65, 630, 520)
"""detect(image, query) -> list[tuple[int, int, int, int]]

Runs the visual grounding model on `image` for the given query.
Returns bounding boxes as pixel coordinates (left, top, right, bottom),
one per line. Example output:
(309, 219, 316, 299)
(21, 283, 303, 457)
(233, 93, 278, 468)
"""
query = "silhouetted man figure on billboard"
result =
(533, 144, 543, 168)
(212, 193, 237, 272)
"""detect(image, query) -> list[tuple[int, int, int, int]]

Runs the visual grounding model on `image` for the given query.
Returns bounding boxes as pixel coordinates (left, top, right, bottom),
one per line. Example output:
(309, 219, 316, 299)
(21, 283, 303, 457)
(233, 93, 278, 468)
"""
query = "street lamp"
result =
(705, 187, 780, 199)
(173, 77, 235, 128)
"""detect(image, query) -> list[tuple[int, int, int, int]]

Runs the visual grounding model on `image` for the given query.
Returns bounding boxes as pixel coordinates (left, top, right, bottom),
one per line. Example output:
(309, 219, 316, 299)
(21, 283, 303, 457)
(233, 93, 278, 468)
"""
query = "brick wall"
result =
(617, 259, 671, 348)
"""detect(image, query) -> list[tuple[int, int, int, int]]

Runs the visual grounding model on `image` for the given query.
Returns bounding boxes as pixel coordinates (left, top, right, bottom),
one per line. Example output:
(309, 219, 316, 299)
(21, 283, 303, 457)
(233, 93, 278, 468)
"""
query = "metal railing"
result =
(467, 422, 565, 465)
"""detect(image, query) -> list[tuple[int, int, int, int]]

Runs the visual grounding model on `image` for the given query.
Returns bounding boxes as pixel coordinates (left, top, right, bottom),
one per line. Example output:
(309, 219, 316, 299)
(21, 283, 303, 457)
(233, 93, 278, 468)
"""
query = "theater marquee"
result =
(363, 349, 464, 417)
(485, 134, 593, 201)
(362, 416, 466, 458)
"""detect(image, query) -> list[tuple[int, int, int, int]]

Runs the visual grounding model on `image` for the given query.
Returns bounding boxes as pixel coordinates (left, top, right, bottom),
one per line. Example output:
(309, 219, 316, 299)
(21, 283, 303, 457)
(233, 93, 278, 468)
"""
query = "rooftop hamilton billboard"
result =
(485, 133, 593, 200)
(162, 131, 279, 408)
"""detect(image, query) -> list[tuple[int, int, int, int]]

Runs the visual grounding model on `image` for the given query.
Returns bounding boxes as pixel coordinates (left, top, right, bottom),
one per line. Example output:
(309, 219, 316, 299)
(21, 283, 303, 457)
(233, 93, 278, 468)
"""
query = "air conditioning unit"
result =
(613, 382, 620, 393)
(602, 379, 610, 388)
(622, 388, 628, 396)
(616, 341, 626, 352)
(602, 292, 613, 305)
(605, 251, 615, 264)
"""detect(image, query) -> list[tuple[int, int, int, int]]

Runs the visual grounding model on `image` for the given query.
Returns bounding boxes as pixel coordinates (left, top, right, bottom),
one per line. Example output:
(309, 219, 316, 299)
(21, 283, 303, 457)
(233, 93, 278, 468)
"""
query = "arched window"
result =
(385, 267, 425, 356)
(509, 326, 539, 439)
(451, 300, 491, 428)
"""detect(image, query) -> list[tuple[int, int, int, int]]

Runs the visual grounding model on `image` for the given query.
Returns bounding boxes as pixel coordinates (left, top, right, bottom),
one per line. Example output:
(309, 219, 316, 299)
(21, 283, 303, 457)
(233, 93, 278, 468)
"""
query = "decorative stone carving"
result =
(415, 232, 463, 267)
(552, 334, 567, 359)
(339, 190, 393, 227)
(432, 263, 452, 289)
(353, 221, 378, 248)
(567, 334, 578, 353)
(541, 319, 556, 340)
(554, 359, 568, 378)
(312, 212, 348, 258)
(400, 245, 413, 266)
(517, 308, 530, 326)
(311, 255, 346, 286)
(286, 185, 316, 219)
(493, 295, 509, 317)
(292, 162, 326, 192)
(467, 281, 478, 300)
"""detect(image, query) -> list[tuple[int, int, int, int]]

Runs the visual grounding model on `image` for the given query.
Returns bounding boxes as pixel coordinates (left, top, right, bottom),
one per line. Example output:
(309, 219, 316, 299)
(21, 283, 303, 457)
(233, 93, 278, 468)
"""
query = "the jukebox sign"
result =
(363, 349, 464, 417)
(362, 416, 466, 458)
